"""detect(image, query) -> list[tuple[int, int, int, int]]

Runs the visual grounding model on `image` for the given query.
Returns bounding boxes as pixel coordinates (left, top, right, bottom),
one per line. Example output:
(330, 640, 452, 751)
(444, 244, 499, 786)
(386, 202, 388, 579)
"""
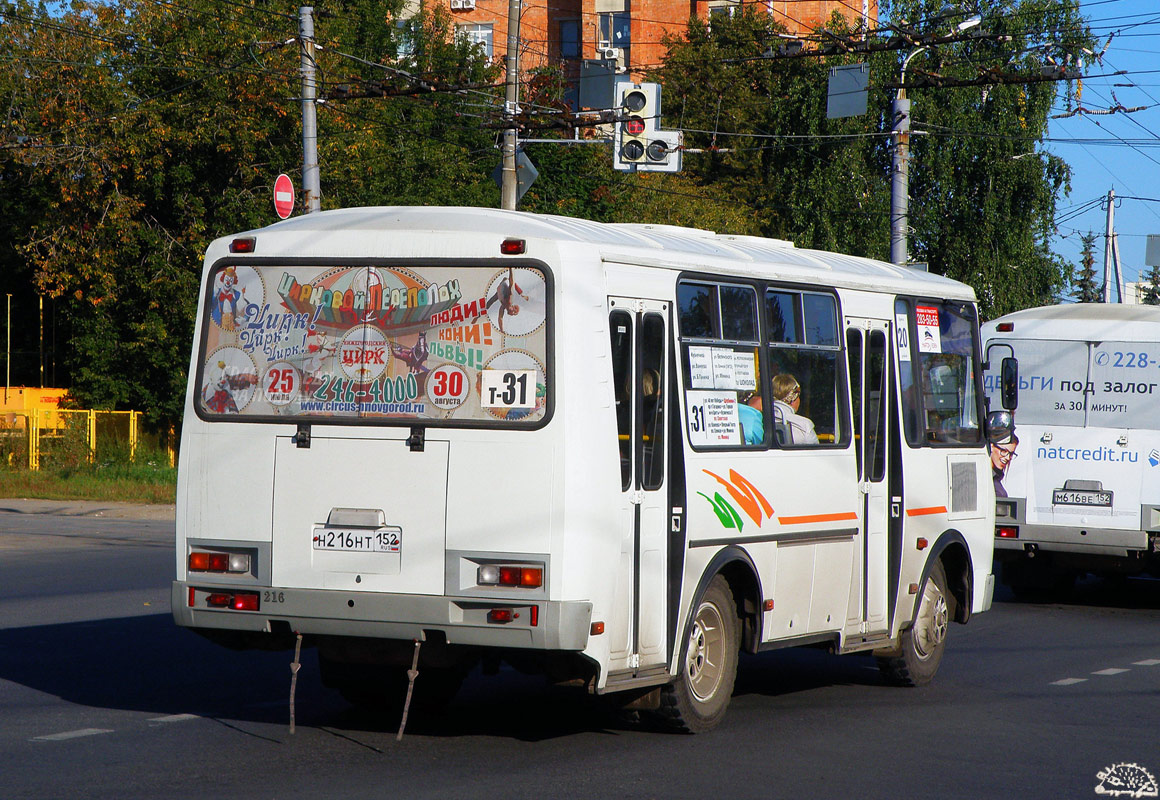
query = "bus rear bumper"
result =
(172, 581, 592, 651)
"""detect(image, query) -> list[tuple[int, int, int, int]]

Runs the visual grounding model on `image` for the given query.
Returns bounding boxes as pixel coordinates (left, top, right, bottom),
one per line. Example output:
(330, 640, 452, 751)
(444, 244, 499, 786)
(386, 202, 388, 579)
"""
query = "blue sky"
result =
(1046, 0, 1160, 293)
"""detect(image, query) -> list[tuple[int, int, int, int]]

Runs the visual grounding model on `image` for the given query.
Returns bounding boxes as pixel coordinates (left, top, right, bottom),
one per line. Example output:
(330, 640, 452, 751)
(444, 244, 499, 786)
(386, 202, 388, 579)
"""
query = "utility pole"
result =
(1103, 188, 1115, 302)
(500, 0, 521, 210)
(1103, 188, 1125, 303)
(300, 6, 321, 213)
(888, 14, 981, 266)
(889, 47, 924, 266)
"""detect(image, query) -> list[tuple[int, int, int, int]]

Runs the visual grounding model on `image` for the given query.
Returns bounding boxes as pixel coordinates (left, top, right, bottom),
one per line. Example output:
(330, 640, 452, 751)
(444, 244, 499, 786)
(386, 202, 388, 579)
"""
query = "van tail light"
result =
(996, 526, 1019, 539)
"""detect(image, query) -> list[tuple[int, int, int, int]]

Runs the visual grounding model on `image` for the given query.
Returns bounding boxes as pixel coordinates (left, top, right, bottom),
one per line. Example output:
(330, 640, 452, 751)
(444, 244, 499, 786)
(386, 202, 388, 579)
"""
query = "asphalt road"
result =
(2, 501, 1158, 800)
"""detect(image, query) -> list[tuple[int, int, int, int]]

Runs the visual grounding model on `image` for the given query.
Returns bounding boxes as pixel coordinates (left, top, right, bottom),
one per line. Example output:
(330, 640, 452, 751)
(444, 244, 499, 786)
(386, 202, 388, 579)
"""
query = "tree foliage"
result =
(0, 0, 1094, 425)
(1071, 231, 1100, 302)
(657, 0, 1091, 318)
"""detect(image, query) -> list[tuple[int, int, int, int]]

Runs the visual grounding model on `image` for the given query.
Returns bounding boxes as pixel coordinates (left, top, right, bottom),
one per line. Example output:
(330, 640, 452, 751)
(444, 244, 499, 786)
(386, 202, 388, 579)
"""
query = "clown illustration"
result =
(214, 267, 243, 332)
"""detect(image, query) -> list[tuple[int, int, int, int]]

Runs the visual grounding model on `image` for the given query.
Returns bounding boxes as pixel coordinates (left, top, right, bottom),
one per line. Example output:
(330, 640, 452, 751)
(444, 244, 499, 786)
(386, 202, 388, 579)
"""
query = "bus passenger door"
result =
(607, 297, 670, 673)
(846, 319, 894, 634)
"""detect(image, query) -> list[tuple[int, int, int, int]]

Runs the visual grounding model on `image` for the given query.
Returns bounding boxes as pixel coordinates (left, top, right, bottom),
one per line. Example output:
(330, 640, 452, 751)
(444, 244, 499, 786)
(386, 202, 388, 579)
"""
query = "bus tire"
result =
(656, 576, 739, 733)
(878, 560, 949, 687)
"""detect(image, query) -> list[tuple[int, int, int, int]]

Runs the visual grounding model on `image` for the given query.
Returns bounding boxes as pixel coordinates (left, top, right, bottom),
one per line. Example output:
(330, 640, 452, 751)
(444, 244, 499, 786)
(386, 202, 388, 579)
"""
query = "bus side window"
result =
(847, 329, 864, 477)
(894, 299, 922, 447)
(609, 310, 633, 491)
(640, 313, 666, 491)
(678, 280, 763, 449)
(765, 289, 845, 447)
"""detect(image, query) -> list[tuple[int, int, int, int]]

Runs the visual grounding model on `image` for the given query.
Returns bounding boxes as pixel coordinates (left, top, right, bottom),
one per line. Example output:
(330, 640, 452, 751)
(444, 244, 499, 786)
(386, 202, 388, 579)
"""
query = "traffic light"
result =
(612, 81, 682, 173)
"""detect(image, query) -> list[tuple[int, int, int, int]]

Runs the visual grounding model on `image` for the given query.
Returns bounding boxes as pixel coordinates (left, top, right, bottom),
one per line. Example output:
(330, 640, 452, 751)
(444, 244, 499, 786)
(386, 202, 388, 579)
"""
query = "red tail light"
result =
(232, 592, 260, 611)
(996, 526, 1019, 538)
(487, 608, 514, 624)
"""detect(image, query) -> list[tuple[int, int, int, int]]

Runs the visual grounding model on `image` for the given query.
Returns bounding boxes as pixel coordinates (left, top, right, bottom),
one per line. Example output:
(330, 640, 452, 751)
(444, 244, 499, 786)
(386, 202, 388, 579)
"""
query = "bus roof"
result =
(221, 206, 977, 301)
(984, 303, 1160, 341)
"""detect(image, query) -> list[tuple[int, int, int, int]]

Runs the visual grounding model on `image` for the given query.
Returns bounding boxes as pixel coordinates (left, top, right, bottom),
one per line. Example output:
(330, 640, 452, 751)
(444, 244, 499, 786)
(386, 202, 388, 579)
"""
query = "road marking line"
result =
(33, 728, 114, 742)
(148, 713, 199, 723)
(1051, 678, 1087, 686)
(1132, 659, 1160, 666)
(1092, 668, 1129, 676)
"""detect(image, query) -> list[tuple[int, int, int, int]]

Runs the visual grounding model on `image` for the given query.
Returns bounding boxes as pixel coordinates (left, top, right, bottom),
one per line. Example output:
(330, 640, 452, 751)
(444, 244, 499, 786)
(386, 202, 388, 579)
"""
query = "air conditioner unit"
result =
(450, 0, 475, 10)
(598, 45, 620, 60)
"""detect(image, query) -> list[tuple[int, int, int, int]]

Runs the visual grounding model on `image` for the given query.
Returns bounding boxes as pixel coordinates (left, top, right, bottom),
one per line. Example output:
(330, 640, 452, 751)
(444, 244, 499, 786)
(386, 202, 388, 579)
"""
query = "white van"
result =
(174, 207, 995, 731)
(982, 303, 1160, 590)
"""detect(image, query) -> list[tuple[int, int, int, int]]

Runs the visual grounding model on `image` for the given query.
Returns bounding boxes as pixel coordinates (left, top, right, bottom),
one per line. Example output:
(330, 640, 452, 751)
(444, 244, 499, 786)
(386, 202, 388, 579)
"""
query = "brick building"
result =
(433, 0, 876, 84)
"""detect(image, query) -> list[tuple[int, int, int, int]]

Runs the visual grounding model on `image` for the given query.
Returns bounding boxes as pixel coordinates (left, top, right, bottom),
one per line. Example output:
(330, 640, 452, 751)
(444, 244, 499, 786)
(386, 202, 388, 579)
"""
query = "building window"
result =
(599, 12, 630, 51)
(457, 23, 494, 58)
(559, 19, 580, 59)
(708, 1, 738, 18)
(395, 18, 417, 59)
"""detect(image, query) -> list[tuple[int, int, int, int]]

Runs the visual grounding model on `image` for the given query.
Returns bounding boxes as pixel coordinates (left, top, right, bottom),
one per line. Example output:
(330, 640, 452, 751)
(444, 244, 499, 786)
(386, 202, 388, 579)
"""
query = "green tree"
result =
(1071, 232, 1100, 302)
(1142, 265, 1160, 306)
(1, 0, 500, 424)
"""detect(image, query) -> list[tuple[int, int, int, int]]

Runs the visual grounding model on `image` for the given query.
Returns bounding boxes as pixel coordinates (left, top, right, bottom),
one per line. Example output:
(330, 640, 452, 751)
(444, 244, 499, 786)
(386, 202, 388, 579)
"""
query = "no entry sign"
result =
(273, 173, 295, 219)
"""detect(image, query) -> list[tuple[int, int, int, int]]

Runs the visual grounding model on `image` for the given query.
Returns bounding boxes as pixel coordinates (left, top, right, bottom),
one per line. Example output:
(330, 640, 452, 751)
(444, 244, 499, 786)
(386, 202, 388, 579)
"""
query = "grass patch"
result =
(0, 424, 176, 504)
(0, 467, 177, 504)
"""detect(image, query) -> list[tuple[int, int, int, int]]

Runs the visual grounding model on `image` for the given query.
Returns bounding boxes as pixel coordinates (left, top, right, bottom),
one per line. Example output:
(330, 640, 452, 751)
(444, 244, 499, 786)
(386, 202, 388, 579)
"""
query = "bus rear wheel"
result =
(656, 576, 739, 733)
(878, 560, 949, 687)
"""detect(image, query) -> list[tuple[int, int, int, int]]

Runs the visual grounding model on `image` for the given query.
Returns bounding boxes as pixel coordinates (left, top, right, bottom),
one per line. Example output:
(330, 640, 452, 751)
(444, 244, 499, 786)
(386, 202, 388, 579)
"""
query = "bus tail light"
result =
(996, 526, 1019, 539)
(189, 551, 251, 573)
(487, 608, 514, 624)
(231, 592, 260, 611)
(477, 564, 544, 588)
(198, 590, 260, 611)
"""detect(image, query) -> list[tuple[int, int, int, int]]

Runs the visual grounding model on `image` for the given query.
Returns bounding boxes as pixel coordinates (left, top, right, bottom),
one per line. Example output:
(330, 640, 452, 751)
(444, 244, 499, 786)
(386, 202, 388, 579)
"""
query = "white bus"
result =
(173, 207, 995, 732)
(982, 303, 1160, 592)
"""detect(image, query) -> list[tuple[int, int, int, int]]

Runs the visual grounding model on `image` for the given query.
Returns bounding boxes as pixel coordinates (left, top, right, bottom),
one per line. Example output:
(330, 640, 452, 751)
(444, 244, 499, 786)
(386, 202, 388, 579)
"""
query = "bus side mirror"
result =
(1000, 357, 1018, 411)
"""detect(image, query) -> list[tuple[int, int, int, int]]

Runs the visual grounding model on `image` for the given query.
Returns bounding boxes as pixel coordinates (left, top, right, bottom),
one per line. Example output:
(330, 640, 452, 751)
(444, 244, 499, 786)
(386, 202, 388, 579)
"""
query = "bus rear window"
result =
(196, 263, 549, 426)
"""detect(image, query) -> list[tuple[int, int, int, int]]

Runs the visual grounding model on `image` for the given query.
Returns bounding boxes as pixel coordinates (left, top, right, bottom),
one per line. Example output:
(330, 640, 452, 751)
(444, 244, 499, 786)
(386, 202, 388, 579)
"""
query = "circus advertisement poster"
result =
(197, 263, 548, 424)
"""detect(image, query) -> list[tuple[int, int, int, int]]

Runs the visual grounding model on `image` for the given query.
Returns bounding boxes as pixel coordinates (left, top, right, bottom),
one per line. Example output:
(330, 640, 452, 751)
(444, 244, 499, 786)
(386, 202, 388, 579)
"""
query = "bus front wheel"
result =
(878, 560, 949, 687)
(656, 576, 740, 733)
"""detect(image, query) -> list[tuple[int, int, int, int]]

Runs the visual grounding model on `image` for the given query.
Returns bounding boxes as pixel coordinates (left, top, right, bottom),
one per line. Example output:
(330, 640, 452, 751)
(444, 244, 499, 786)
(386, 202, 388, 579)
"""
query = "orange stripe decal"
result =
(906, 506, 948, 517)
(777, 511, 859, 525)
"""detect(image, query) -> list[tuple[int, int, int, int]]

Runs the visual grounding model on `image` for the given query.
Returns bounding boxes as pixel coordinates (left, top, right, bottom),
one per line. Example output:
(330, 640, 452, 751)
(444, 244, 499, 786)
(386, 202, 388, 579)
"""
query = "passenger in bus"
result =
(738, 390, 765, 445)
(771, 374, 819, 445)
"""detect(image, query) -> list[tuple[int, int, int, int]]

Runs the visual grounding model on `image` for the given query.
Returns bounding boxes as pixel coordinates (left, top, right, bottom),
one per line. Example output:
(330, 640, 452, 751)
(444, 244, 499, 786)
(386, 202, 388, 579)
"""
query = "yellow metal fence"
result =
(0, 409, 176, 470)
